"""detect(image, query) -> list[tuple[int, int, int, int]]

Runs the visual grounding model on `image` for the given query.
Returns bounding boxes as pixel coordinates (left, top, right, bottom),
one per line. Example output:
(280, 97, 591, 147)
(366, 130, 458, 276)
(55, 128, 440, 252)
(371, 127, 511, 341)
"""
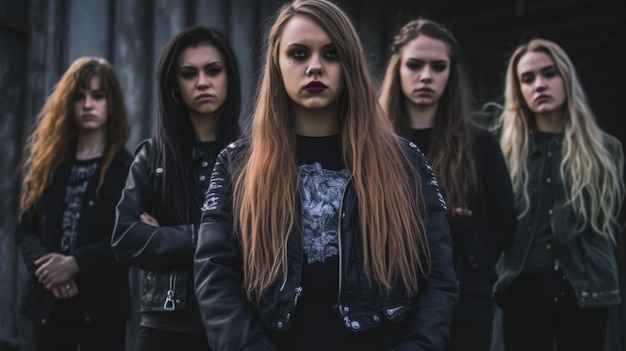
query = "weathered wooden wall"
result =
(1, 0, 624, 350)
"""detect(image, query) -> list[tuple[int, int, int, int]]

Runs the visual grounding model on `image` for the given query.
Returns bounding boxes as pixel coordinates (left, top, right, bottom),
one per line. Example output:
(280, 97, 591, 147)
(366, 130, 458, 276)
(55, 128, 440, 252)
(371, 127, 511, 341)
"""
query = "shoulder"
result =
(113, 147, 133, 165)
(470, 123, 500, 148)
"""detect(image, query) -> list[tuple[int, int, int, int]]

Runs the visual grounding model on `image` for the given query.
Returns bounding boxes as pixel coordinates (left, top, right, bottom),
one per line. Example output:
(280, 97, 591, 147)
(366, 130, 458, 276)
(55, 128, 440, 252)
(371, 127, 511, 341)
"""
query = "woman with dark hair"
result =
(494, 38, 624, 351)
(378, 19, 516, 351)
(194, 1, 458, 350)
(15, 56, 132, 351)
(112, 26, 242, 350)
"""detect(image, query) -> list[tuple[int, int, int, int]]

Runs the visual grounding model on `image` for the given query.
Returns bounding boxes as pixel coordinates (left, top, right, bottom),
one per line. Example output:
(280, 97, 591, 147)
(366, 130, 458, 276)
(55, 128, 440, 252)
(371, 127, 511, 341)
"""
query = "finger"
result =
(51, 287, 62, 299)
(35, 254, 52, 265)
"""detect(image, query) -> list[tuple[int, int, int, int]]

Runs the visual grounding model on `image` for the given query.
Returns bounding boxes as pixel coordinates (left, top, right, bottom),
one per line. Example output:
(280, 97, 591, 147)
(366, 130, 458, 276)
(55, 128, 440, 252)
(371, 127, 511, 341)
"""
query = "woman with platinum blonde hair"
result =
(494, 38, 624, 351)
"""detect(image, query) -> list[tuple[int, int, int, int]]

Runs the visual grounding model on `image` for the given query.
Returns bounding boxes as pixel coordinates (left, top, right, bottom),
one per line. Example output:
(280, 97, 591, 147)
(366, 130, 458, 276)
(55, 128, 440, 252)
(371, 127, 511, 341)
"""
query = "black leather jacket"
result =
(112, 140, 216, 331)
(194, 139, 458, 351)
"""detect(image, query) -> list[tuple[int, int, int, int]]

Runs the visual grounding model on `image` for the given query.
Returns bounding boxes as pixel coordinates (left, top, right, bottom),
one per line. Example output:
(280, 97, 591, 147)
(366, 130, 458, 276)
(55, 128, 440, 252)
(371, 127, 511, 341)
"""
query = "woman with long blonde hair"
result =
(194, 1, 457, 350)
(494, 38, 625, 351)
(15, 56, 131, 351)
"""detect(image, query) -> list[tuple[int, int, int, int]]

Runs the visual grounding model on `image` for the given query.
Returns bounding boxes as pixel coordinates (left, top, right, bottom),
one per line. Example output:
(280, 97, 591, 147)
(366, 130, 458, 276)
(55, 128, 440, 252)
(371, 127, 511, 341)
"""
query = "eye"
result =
(179, 70, 197, 79)
(432, 62, 448, 72)
(520, 73, 535, 84)
(323, 49, 338, 61)
(205, 67, 223, 76)
(542, 67, 558, 79)
(406, 61, 423, 71)
(73, 93, 86, 101)
(92, 92, 106, 100)
(289, 49, 307, 61)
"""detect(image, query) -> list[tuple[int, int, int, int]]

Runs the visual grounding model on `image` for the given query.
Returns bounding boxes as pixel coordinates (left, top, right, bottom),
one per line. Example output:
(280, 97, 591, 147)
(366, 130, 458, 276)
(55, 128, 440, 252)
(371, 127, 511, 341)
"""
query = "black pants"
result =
(135, 326, 210, 351)
(33, 322, 126, 351)
(447, 319, 493, 351)
(500, 271, 608, 351)
(33, 299, 126, 351)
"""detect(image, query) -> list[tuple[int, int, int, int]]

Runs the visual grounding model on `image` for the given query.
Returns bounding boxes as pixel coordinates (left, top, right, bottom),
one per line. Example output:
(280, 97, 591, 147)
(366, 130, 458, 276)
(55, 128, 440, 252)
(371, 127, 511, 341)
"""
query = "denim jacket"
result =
(495, 132, 622, 307)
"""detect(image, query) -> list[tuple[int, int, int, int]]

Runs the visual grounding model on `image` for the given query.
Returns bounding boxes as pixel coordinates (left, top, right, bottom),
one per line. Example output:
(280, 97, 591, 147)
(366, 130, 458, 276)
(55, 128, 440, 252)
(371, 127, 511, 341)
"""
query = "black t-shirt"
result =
(272, 135, 405, 351)
(411, 128, 432, 157)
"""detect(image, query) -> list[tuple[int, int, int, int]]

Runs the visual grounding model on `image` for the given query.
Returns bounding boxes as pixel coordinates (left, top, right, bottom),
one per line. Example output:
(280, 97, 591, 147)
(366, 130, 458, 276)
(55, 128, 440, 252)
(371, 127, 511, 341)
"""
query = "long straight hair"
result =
(234, 0, 430, 301)
(19, 57, 129, 216)
(498, 38, 624, 239)
(378, 19, 476, 212)
(152, 26, 241, 224)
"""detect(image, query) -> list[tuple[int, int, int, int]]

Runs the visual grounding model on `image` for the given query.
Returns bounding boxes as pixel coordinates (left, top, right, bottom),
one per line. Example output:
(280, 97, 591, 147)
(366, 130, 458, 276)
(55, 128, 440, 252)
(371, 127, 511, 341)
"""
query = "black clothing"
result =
(195, 138, 458, 351)
(410, 126, 516, 323)
(112, 139, 218, 334)
(33, 319, 126, 351)
(15, 149, 132, 327)
(135, 327, 209, 351)
(500, 271, 608, 351)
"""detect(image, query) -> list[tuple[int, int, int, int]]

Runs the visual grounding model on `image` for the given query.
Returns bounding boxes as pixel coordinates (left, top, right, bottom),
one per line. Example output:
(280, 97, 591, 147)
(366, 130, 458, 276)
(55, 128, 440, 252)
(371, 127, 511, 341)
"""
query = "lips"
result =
(196, 93, 214, 101)
(534, 94, 551, 104)
(304, 81, 327, 93)
(415, 88, 434, 95)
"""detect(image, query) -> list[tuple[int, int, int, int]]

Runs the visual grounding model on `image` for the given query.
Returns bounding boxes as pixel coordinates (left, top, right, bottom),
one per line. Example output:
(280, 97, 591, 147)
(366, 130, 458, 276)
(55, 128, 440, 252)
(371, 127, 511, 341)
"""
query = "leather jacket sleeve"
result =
(194, 144, 280, 351)
(395, 141, 459, 351)
(112, 143, 197, 272)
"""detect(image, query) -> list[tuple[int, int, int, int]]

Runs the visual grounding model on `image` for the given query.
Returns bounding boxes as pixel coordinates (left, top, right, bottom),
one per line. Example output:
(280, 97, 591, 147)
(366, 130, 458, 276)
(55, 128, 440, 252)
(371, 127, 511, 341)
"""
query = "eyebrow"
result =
(178, 61, 223, 69)
(520, 64, 555, 76)
(284, 42, 335, 49)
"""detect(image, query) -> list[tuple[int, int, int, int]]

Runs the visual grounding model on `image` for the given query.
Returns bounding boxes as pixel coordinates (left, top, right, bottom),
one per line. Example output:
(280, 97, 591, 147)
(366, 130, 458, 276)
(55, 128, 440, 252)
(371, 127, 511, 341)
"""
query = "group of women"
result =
(14, 0, 624, 351)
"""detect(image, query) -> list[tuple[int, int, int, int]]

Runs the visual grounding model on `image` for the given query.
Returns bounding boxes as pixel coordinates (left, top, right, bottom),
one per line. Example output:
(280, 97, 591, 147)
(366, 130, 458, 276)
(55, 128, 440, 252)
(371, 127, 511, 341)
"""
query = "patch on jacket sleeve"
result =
(202, 159, 223, 212)
(408, 141, 447, 211)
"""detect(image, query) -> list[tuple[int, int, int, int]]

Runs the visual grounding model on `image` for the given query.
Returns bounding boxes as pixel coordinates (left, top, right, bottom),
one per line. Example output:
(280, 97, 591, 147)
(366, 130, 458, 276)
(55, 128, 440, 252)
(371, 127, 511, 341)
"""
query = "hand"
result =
(453, 207, 472, 216)
(35, 253, 79, 289)
(140, 212, 160, 227)
(50, 279, 79, 299)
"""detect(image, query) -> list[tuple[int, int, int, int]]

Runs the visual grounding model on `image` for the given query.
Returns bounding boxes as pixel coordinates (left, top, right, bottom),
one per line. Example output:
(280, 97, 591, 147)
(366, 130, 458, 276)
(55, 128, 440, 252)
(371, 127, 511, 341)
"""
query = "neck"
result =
(294, 104, 340, 137)
(406, 101, 437, 129)
(535, 110, 564, 133)
(189, 112, 218, 142)
(76, 129, 106, 160)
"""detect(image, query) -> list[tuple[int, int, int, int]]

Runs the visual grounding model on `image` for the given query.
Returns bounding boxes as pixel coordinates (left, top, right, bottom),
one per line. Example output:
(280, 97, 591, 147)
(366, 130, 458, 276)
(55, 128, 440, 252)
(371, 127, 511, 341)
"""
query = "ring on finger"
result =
(65, 284, 71, 290)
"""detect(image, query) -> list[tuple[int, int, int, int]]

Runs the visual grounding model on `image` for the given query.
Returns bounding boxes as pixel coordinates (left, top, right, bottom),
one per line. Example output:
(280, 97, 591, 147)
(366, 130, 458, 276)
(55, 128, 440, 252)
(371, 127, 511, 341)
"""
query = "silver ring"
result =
(65, 284, 71, 290)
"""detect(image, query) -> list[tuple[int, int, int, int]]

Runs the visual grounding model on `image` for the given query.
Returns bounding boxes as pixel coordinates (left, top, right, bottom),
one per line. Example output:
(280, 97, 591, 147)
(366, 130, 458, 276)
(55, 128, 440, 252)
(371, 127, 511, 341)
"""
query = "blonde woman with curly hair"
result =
(15, 57, 131, 351)
(494, 38, 625, 351)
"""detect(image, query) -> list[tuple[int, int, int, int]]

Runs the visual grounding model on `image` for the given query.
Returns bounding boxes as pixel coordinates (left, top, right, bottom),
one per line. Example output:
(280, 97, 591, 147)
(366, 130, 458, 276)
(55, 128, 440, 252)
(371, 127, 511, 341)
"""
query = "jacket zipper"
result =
(163, 268, 177, 311)
(336, 180, 349, 312)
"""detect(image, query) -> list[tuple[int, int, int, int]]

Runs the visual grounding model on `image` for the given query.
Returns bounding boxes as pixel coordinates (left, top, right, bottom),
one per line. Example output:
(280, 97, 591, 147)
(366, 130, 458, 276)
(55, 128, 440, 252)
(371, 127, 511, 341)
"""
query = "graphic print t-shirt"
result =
(272, 135, 406, 351)
(60, 157, 100, 253)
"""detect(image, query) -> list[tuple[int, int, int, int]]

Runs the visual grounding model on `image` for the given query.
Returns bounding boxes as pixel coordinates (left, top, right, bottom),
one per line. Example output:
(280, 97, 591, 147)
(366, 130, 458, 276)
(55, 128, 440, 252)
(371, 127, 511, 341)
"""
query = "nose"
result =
(198, 72, 210, 89)
(83, 95, 93, 109)
(534, 76, 547, 91)
(420, 65, 433, 82)
(306, 54, 323, 76)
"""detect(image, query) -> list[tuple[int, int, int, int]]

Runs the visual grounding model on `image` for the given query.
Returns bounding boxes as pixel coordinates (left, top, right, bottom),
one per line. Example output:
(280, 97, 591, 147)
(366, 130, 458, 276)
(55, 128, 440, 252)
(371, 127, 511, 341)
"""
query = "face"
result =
(399, 35, 450, 108)
(176, 44, 228, 119)
(278, 15, 345, 111)
(73, 76, 108, 132)
(516, 51, 566, 118)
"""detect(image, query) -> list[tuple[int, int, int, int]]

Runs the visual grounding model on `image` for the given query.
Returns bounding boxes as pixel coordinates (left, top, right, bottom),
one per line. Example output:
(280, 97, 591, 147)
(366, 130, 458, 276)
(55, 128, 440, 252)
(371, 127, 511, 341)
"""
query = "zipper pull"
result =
(554, 259, 559, 271)
(293, 287, 303, 307)
(163, 289, 176, 311)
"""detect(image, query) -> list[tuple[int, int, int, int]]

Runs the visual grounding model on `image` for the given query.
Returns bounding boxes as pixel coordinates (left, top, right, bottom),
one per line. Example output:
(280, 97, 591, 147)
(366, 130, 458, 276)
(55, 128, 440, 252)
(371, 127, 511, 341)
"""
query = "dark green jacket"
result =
(495, 132, 622, 307)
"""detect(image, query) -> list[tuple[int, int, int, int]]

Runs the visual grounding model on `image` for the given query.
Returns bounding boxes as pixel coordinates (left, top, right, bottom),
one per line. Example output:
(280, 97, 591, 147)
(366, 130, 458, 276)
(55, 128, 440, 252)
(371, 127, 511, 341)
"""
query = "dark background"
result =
(1, 0, 624, 350)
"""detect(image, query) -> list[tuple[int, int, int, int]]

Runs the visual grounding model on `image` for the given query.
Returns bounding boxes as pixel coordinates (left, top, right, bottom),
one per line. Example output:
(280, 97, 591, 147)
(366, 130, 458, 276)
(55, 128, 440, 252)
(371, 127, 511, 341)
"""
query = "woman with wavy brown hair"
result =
(15, 56, 131, 351)
(378, 19, 516, 351)
(194, 1, 458, 350)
